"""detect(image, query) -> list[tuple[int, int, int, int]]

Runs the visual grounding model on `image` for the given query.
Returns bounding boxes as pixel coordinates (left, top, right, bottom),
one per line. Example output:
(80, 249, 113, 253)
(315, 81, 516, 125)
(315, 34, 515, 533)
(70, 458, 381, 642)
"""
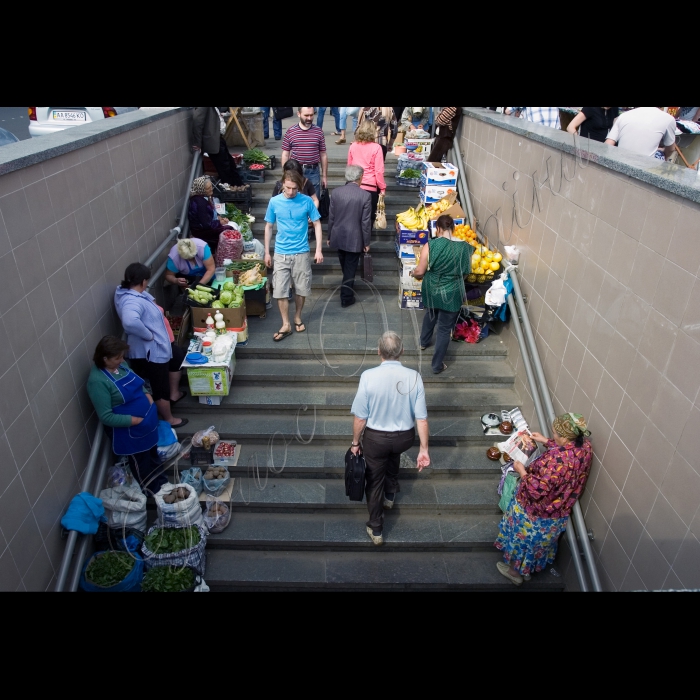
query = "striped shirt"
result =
(282, 124, 327, 165)
(436, 107, 458, 126)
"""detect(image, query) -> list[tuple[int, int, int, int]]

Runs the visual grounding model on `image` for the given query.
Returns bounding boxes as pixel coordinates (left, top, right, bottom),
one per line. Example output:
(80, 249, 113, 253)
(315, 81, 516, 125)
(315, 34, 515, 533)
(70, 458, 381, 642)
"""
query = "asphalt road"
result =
(0, 107, 30, 140)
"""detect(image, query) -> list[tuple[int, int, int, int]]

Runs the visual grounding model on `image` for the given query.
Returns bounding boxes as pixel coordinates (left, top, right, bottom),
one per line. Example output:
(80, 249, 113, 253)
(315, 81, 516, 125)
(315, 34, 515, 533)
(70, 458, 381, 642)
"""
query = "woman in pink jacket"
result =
(348, 120, 387, 225)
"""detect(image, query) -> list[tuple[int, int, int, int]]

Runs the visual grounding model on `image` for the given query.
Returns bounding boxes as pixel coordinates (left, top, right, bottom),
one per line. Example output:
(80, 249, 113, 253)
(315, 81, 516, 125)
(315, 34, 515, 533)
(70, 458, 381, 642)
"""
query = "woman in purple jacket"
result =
(114, 263, 187, 429)
(188, 176, 235, 253)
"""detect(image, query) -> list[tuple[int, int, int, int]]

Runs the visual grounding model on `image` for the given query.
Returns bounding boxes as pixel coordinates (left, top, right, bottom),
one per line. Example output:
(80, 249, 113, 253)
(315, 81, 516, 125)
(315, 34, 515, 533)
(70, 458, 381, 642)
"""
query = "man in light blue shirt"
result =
(264, 170, 323, 342)
(350, 331, 431, 545)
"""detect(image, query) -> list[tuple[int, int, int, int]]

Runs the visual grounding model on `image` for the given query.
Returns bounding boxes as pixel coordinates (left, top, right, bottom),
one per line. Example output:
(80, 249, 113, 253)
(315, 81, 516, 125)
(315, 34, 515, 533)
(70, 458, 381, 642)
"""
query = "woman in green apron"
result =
(411, 215, 473, 374)
(87, 335, 168, 496)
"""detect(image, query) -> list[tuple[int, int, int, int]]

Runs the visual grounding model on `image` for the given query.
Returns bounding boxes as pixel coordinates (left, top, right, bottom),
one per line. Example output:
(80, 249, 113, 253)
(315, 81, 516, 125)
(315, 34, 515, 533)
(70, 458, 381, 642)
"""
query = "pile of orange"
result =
(452, 223, 478, 243)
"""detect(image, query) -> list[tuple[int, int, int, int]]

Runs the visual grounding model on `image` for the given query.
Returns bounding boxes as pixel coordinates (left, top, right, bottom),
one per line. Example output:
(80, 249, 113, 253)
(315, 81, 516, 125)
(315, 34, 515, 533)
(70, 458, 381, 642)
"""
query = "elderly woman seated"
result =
(188, 176, 235, 252)
(165, 237, 216, 288)
(495, 413, 594, 586)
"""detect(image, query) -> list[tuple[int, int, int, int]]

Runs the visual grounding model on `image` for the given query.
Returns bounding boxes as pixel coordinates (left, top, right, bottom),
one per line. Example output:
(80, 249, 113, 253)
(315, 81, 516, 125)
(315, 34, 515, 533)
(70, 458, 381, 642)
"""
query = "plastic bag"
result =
(203, 495, 231, 534)
(180, 467, 204, 496)
(192, 426, 220, 450)
(155, 483, 204, 529)
(80, 551, 144, 593)
(106, 458, 134, 489)
(216, 228, 244, 267)
(202, 467, 231, 498)
(141, 523, 208, 575)
(99, 485, 148, 533)
(157, 421, 182, 461)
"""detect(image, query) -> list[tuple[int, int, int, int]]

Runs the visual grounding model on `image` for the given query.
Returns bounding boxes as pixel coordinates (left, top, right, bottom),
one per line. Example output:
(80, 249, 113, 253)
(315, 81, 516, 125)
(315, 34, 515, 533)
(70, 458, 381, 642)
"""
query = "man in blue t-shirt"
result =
(264, 170, 323, 342)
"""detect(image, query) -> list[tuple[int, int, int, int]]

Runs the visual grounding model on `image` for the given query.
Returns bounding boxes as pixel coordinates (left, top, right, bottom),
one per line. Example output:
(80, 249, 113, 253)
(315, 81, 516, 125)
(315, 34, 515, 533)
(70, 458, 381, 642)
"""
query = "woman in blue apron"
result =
(87, 336, 168, 496)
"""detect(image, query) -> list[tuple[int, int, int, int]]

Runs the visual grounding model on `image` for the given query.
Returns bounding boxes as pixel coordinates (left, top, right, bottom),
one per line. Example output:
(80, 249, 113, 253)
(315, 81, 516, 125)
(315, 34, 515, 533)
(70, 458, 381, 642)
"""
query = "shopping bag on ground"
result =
(361, 253, 374, 283)
(203, 495, 232, 534)
(375, 194, 387, 230)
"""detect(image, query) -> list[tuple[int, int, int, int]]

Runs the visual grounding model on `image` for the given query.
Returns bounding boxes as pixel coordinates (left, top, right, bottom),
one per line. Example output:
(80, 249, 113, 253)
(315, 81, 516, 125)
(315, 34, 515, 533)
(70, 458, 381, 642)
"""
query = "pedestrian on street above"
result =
(335, 107, 362, 144)
(357, 107, 398, 160)
(506, 107, 561, 130)
(495, 413, 593, 586)
(566, 107, 619, 142)
(327, 165, 372, 308)
(399, 107, 431, 134)
(272, 159, 319, 208)
(316, 107, 341, 134)
(426, 107, 462, 162)
(260, 107, 284, 141)
(351, 331, 431, 546)
(191, 107, 244, 187)
(264, 170, 323, 343)
(411, 215, 473, 374)
(348, 120, 387, 225)
(605, 107, 677, 160)
(281, 107, 328, 196)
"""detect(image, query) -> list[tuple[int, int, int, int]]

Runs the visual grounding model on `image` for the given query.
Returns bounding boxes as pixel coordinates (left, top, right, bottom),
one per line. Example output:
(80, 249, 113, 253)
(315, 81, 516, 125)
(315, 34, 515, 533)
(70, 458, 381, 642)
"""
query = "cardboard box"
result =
(191, 304, 247, 333)
(395, 220, 429, 245)
(405, 138, 434, 157)
(399, 285, 424, 310)
(396, 241, 418, 260)
(245, 285, 267, 316)
(400, 260, 422, 290)
(429, 217, 466, 237)
(421, 162, 459, 186)
(182, 336, 237, 397)
(420, 185, 458, 204)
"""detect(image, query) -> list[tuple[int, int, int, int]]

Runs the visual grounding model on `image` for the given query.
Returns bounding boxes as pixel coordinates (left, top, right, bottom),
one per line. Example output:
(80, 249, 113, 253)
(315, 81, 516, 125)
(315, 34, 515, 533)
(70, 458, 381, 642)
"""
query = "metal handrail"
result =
(449, 117, 602, 591)
(55, 150, 202, 592)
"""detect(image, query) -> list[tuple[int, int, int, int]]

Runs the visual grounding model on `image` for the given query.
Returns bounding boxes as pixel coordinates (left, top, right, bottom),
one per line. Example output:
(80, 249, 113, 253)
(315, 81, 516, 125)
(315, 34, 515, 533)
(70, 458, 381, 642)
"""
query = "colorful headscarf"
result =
(553, 413, 591, 441)
(190, 176, 211, 197)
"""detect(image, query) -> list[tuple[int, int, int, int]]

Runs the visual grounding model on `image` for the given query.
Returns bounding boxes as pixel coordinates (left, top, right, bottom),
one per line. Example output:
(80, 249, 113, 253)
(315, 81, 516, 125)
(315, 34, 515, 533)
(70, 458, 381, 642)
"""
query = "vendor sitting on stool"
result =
(165, 237, 216, 288)
(87, 335, 169, 497)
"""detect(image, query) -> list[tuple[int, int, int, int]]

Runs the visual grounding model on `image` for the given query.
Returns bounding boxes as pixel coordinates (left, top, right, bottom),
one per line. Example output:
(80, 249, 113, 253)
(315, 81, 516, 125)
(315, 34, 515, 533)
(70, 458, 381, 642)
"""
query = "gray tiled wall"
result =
(0, 109, 193, 590)
(462, 116, 700, 591)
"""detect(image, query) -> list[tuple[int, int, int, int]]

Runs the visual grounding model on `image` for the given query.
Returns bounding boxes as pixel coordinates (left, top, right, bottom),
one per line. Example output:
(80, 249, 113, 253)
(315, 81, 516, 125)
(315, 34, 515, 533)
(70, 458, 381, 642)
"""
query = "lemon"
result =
(489, 261, 500, 271)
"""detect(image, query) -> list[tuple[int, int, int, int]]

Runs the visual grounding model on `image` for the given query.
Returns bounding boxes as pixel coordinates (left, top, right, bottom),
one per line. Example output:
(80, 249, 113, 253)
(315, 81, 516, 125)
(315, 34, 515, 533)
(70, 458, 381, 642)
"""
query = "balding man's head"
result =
(378, 331, 404, 361)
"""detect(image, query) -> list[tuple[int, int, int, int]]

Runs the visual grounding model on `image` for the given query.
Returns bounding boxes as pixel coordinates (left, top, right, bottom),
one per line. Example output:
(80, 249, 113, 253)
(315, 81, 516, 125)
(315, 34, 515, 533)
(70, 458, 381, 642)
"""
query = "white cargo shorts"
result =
(273, 253, 312, 299)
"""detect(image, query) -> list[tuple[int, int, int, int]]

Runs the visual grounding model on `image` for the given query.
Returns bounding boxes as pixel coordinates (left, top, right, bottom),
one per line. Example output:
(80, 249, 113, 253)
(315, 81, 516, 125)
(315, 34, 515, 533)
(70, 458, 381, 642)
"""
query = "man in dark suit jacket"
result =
(328, 165, 372, 308)
(191, 107, 243, 186)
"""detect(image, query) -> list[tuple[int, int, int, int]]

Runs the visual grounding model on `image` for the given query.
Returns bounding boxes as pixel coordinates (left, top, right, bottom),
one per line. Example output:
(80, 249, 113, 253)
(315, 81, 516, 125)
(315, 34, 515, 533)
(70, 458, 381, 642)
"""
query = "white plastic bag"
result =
(504, 245, 520, 264)
(99, 485, 148, 533)
(155, 483, 204, 529)
(203, 494, 231, 534)
(192, 426, 219, 450)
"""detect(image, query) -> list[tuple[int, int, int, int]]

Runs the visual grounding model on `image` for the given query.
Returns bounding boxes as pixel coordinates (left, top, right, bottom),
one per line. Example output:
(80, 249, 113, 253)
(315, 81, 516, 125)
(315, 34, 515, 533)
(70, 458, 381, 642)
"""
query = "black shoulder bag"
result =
(345, 449, 366, 502)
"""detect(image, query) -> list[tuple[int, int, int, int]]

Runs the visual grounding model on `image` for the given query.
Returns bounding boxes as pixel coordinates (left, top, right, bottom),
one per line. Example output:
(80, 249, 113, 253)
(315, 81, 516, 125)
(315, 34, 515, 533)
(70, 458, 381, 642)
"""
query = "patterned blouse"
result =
(516, 439, 593, 520)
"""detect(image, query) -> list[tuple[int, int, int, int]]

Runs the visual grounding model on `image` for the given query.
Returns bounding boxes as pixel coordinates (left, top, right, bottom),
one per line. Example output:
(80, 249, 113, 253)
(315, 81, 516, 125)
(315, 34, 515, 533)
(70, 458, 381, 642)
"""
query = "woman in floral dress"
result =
(495, 413, 593, 586)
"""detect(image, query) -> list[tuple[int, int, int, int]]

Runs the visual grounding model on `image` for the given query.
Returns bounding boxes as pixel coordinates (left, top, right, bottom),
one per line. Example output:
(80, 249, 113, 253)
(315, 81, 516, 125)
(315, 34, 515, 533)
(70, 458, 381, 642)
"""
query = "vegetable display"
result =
(141, 566, 195, 593)
(243, 149, 271, 167)
(187, 285, 218, 306)
(204, 467, 228, 480)
(399, 168, 422, 179)
(239, 268, 263, 287)
(85, 551, 135, 588)
(162, 487, 191, 505)
(144, 526, 201, 555)
(214, 441, 236, 458)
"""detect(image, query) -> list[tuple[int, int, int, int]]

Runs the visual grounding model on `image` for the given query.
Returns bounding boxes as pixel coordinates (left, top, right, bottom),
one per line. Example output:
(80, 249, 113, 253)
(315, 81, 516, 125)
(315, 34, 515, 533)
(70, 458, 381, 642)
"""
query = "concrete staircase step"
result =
(207, 511, 502, 551)
(171, 443, 501, 478)
(222, 476, 499, 513)
(204, 549, 565, 591)
(175, 414, 508, 447)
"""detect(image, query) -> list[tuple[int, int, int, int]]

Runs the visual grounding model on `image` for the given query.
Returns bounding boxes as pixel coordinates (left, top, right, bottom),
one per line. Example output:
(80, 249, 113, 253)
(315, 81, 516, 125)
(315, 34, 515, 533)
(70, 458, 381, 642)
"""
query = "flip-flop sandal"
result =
(331, 131, 341, 136)
(170, 391, 188, 405)
(274, 330, 293, 342)
(295, 322, 306, 333)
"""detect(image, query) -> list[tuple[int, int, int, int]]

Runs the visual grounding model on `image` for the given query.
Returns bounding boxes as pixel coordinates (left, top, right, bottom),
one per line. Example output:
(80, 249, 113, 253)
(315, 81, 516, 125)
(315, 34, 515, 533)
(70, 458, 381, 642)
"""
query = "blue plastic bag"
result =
(80, 551, 144, 593)
(180, 468, 204, 496)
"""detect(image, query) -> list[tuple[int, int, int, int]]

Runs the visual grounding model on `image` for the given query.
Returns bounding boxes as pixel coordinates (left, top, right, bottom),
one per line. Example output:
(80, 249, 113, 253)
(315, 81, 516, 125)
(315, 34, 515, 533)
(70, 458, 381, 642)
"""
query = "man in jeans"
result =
(264, 170, 323, 342)
(350, 332, 431, 545)
(327, 165, 372, 308)
(260, 107, 283, 141)
(316, 107, 341, 134)
(281, 107, 328, 195)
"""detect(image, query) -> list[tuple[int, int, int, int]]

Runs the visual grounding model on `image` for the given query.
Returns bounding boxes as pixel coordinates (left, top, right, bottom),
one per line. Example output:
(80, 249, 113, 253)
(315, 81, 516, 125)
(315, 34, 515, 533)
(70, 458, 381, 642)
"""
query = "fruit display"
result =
(425, 198, 454, 216)
(397, 205, 429, 231)
(452, 224, 477, 242)
(214, 441, 237, 459)
(467, 243, 504, 284)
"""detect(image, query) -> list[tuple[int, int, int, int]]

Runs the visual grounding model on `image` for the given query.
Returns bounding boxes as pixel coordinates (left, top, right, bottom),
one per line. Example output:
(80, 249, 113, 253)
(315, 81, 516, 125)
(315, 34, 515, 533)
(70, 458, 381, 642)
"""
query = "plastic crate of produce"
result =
(242, 168, 265, 184)
(212, 440, 239, 467)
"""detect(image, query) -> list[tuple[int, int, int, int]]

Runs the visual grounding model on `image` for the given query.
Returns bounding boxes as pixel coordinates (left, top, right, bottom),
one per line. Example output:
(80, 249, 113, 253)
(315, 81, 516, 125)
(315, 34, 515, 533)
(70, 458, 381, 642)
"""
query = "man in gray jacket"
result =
(327, 165, 372, 308)
(191, 107, 243, 187)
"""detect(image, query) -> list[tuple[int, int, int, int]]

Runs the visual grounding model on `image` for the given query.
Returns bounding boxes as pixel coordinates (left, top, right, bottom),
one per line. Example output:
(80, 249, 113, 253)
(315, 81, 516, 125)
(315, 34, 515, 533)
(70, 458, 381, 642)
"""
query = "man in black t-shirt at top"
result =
(566, 107, 620, 143)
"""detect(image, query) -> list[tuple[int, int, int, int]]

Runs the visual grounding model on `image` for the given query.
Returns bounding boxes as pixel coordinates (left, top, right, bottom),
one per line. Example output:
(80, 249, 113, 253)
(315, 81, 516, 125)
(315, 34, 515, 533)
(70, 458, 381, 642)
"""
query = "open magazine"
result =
(498, 429, 539, 466)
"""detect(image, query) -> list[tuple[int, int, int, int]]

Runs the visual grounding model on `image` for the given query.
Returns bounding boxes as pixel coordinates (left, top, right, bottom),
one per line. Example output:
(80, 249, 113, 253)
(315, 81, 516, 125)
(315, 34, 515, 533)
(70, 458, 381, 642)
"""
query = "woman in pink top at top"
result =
(347, 120, 387, 225)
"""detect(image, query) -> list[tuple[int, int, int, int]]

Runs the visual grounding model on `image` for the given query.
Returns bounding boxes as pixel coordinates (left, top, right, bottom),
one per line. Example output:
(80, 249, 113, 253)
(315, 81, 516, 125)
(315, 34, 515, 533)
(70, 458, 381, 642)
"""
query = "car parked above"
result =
(0, 127, 20, 147)
(28, 107, 139, 137)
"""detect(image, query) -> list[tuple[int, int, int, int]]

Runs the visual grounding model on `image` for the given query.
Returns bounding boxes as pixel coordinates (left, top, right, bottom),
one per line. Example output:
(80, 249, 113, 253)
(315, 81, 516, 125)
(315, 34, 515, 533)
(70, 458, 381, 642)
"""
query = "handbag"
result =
(318, 187, 331, 219)
(361, 253, 374, 283)
(272, 107, 293, 121)
(375, 193, 387, 229)
(499, 472, 519, 513)
(345, 449, 366, 502)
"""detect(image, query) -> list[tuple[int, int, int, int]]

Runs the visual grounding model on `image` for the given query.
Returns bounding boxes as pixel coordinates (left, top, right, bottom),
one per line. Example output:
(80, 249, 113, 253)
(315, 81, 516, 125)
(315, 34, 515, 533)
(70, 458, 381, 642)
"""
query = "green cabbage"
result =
(222, 280, 235, 292)
(220, 291, 233, 305)
(212, 301, 224, 308)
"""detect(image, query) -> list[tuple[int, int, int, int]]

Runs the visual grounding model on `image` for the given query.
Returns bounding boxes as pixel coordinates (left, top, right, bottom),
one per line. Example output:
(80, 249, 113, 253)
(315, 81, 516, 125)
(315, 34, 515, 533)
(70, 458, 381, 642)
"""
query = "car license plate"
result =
(53, 111, 86, 121)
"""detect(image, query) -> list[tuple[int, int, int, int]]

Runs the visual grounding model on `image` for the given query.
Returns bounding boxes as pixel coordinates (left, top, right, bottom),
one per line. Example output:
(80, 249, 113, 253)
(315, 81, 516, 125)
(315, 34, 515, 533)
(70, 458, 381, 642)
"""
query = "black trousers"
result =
(363, 427, 415, 530)
(208, 136, 244, 187)
(338, 249, 362, 304)
(426, 135, 454, 163)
